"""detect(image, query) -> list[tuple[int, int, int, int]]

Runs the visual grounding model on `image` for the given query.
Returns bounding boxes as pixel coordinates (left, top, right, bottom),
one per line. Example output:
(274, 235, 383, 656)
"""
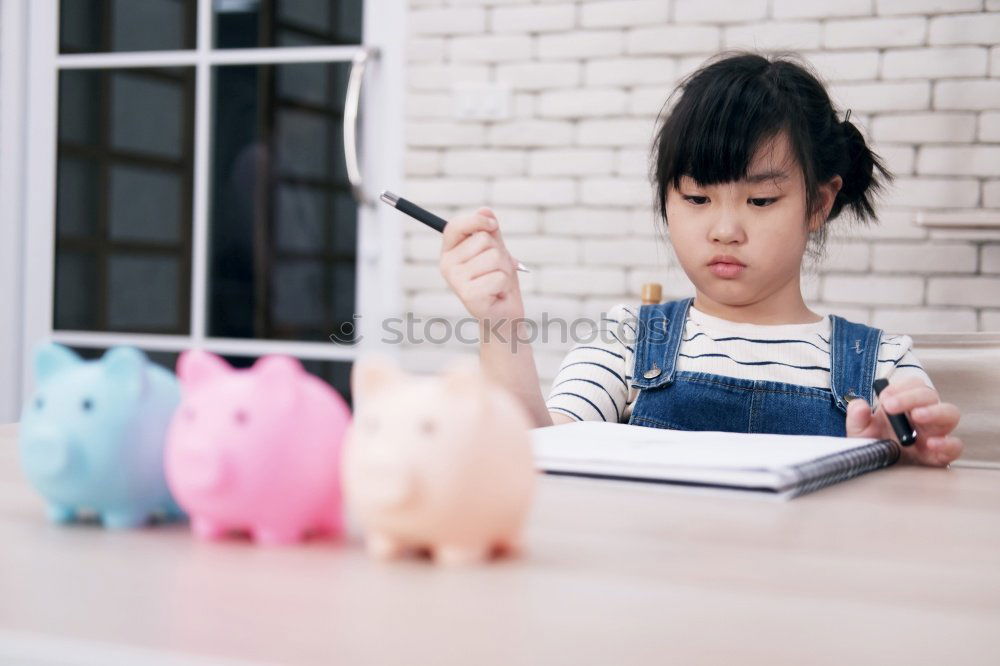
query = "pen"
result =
(872, 378, 917, 446)
(379, 190, 531, 273)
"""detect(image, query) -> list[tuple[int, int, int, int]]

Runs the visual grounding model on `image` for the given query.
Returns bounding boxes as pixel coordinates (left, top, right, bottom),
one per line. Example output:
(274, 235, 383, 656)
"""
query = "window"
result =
(15, 0, 404, 410)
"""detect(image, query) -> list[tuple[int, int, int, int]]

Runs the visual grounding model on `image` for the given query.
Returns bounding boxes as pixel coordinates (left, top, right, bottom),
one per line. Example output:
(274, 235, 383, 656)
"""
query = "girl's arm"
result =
(479, 319, 569, 428)
(439, 207, 566, 428)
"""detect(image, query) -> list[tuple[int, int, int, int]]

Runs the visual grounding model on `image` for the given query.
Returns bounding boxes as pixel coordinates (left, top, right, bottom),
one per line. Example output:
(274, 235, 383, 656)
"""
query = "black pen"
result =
(379, 190, 531, 273)
(872, 378, 917, 446)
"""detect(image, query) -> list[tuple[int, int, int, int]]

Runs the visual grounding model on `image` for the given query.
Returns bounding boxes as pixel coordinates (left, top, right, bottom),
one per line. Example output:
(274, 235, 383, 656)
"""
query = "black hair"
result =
(651, 51, 892, 253)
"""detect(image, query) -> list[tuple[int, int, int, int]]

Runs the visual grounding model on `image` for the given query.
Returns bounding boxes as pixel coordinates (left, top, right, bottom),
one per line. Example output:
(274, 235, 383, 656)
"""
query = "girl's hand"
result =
(845, 377, 963, 467)
(439, 207, 525, 323)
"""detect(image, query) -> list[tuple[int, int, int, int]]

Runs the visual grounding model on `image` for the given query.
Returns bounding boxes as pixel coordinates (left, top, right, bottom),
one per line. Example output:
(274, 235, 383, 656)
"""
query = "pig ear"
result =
(251, 356, 303, 411)
(252, 355, 304, 383)
(350, 354, 402, 401)
(102, 347, 148, 399)
(176, 349, 231, 388)
(34, 342, 81, 382)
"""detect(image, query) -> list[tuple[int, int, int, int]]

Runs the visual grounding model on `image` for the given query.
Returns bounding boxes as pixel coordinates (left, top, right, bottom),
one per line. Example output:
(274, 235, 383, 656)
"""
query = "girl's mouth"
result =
(708, 256, 746, 279)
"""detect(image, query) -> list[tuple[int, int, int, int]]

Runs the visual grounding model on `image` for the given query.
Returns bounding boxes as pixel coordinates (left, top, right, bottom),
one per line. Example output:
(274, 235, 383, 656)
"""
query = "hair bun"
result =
(833, 116, 887, 222)
(839, 120, 870, 198)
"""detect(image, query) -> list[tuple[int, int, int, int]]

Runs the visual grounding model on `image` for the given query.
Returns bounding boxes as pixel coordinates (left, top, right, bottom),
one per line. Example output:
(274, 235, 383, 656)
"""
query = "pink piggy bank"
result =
(343, 356, 536, 565)
(165, 350, 350, 545)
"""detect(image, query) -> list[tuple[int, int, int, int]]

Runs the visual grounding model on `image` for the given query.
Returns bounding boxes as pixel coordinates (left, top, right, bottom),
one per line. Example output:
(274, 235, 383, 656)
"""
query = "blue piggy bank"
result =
(18, 343, 184, 528)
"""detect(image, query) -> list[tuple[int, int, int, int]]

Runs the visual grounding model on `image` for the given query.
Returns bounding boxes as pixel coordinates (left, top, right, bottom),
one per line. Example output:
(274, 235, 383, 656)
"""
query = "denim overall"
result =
(627, 298, 883, 437)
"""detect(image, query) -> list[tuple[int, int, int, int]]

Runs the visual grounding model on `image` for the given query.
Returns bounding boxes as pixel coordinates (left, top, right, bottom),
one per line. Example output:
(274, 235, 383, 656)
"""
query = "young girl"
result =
(438, 51, 963, 468)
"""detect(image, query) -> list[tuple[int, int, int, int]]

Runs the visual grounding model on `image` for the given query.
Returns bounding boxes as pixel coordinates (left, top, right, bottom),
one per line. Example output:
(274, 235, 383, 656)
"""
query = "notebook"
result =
(531, 421, 901, 499)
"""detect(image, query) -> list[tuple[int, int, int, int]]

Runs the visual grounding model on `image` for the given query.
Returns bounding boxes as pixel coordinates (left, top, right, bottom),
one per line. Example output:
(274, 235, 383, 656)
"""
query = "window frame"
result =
(7, 0, 404, 415)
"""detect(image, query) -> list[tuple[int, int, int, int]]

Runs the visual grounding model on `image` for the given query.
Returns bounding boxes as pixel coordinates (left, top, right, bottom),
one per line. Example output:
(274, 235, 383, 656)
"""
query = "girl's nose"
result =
(708, 209, 747, 244)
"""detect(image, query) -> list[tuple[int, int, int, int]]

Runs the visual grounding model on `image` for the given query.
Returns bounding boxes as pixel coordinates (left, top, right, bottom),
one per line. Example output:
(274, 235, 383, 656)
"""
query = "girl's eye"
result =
(683, 195, 708, 205)
(749, 197, 776, 207)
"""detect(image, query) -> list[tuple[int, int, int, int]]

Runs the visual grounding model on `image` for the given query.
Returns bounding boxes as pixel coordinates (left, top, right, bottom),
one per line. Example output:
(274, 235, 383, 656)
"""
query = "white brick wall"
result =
(401, 0, 1000, 388)
(580, 1, 669, 28)
(491, 5, 575, 33)
(824, 18, 926, 49)
(882, 47, 987, 79)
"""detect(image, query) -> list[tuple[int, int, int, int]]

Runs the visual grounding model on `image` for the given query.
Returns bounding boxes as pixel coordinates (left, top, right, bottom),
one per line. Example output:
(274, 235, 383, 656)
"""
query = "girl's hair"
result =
(651, 51, 892, 254)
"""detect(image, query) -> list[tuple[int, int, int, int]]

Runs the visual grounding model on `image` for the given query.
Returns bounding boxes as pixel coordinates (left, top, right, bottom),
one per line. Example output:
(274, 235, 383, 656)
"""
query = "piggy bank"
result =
(343, 356, 536, 565)
(165, 350, 350, 545)
(18, 343, 183, 528)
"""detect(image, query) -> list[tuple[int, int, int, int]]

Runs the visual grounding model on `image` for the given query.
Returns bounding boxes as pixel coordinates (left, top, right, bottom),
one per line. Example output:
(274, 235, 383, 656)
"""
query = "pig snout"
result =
(353, 456, 415, 510)
(170, 445, 231, 493)
(23, 425, 74, 479)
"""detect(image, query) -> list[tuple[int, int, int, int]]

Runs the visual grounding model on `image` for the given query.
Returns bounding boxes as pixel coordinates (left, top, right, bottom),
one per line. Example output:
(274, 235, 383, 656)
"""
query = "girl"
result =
(438, 51, 962, 468)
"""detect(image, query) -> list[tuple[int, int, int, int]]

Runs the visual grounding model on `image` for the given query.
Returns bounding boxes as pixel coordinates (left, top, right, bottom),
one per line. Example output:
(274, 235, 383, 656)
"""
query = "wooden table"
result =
(1, 423, 998, 665)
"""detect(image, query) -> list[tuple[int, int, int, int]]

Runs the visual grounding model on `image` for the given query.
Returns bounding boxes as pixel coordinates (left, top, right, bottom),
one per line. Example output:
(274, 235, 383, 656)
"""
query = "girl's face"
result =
(665, 131, 841, 321)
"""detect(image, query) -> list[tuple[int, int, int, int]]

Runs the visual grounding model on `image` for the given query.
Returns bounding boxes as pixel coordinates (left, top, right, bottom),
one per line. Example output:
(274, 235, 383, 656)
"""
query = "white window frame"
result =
(0, 0, 29, 423)
(9, 0, 404, 416)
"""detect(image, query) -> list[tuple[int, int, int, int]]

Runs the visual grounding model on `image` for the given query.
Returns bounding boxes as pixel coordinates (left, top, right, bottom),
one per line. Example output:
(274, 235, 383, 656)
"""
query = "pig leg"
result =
(163, 499, 187, 522)
(46, 504, 76, 524)
(191, 516, 229, 540)
(311, 510, 342, 538)
(433, 544, 491, 566)
(495, 536, 524, 558)
(366, 532, 406, 560)
(252, 525, 306, 546)
(102, 509, 150, 529)
(313, 520, 341, 539)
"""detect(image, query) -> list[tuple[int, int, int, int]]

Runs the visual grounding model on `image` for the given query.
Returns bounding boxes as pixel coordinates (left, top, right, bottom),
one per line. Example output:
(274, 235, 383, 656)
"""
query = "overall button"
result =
(643, 364, 661, 379)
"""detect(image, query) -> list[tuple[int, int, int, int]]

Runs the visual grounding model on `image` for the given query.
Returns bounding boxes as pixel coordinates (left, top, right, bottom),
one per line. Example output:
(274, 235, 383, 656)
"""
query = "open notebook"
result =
(531, 422, 901, 499)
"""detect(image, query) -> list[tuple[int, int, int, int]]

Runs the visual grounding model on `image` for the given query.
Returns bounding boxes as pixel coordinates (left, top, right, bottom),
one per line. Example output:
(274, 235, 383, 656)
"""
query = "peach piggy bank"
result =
(165, 350, 350, 545)
(343, 356, 536, 565)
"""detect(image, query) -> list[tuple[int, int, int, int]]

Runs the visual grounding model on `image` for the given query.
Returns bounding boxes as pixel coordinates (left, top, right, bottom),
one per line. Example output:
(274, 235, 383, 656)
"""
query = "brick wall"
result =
(398, 0, 1000, 390)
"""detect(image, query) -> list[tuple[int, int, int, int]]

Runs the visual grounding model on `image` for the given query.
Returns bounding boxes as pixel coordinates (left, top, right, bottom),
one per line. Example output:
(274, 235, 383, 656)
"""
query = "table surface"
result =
(1, 423, 999, 666)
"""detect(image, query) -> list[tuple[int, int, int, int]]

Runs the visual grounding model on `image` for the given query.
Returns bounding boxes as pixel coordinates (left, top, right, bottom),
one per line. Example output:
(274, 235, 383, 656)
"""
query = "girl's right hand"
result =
(439, 207, 525, 323)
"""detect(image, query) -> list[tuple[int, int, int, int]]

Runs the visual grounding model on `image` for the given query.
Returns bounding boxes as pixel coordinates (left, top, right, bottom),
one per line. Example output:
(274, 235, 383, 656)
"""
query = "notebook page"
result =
(532, 421, 881, 472)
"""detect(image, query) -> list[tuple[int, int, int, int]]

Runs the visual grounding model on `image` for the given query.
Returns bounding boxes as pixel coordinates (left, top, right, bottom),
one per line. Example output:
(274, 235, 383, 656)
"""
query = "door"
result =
(17, 0, 405, 409)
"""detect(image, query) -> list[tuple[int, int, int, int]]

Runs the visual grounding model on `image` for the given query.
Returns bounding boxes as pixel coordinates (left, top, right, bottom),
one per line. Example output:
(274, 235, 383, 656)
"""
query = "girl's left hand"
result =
(845, 377, 963, 467)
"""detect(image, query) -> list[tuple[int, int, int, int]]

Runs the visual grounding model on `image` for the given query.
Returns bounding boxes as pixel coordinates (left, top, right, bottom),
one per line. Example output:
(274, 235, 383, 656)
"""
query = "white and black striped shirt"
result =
(545, 303, 932, 424)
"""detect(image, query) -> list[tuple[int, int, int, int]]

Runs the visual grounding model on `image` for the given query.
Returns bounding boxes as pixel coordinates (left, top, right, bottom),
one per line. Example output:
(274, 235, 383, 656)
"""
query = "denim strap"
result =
(629, 297, 693, 390)
(829, 315, 883, 412)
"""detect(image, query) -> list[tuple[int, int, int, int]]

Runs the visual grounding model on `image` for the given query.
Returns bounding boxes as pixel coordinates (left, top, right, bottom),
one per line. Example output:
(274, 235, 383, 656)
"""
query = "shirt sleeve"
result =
(545, 303, 636, 423)
(875, 333, 935, 390)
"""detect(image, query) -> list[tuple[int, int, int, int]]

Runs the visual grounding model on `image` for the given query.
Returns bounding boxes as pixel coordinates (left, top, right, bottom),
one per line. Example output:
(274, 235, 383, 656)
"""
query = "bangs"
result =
(659, 68, 802, 190)
(651, 53, 828, 227)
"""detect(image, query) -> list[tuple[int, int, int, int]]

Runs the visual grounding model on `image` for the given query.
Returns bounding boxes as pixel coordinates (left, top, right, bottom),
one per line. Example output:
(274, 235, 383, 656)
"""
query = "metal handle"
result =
(344, 46, 379, 207)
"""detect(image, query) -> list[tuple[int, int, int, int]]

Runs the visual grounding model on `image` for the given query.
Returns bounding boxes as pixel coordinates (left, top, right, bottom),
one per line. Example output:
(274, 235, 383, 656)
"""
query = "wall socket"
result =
(452, 82, 512, 121)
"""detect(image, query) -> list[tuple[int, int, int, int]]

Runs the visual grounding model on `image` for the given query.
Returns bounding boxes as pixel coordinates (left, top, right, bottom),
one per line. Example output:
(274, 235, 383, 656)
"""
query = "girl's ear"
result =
(809, 175, 843, 232)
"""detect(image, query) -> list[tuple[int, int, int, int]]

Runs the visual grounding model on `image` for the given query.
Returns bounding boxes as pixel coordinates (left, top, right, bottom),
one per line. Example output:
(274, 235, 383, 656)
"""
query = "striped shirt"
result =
(545, 303, 933, 424)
